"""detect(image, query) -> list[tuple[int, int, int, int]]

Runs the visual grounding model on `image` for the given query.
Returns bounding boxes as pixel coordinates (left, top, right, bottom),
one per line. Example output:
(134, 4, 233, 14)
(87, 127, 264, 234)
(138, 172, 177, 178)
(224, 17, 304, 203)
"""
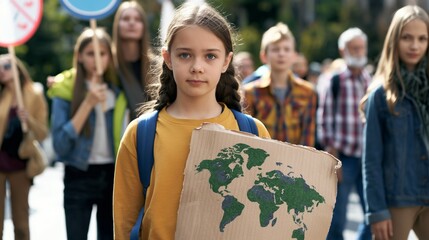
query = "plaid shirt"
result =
(243, 71, 317, 146)
(317, 68, 371, 157)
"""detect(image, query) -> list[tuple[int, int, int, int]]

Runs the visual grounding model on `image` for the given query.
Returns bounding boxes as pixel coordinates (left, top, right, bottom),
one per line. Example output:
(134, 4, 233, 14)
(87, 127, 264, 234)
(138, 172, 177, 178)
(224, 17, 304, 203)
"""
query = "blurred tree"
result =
(1, 0, 425, 91)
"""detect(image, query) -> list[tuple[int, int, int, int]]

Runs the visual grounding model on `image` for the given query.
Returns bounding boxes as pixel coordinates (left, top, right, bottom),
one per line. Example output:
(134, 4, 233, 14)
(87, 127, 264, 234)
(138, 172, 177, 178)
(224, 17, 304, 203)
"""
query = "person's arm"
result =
(50, 81, 106, 156)
(50, 98, 78, 157)
(300, 89, 317, 147)
(362, 88, 392, 238)
(113, 120, 145, 239)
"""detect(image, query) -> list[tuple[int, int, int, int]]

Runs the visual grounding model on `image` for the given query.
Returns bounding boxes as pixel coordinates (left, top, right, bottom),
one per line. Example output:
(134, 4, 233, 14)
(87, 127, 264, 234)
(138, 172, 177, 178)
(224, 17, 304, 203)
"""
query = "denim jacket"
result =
(362, 85, 429, 224)
(51, 97, 115, 171)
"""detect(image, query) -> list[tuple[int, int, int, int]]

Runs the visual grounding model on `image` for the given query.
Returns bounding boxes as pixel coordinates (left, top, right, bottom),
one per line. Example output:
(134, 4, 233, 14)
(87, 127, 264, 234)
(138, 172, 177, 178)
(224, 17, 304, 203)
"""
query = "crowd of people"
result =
(0, 1, 428, 240)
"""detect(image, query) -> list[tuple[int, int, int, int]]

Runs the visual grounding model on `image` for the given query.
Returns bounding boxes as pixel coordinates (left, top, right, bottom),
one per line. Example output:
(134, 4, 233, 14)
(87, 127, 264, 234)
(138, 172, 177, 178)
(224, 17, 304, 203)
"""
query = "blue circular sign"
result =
(60, 0, 121, 20)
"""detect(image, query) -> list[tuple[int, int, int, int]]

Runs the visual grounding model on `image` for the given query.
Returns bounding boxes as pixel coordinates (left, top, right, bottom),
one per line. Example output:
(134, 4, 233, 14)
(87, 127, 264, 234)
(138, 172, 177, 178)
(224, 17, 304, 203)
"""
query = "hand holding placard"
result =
(0, 0, 43, 132)
(59, 0, 120, 111)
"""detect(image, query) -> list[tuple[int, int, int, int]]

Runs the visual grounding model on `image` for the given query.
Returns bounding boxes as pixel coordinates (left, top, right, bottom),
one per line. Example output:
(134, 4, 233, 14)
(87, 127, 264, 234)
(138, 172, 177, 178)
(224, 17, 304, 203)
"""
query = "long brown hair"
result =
(360, 5, 429, 116)
(139, 2, 241, 114)
(112, 1, 153, 88)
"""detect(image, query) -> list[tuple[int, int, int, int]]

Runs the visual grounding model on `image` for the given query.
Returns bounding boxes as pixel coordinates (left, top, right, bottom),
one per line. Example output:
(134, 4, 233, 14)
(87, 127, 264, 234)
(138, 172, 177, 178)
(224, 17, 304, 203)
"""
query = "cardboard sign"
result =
(0, 0, 43, 47)
(176, 123, 340, 240)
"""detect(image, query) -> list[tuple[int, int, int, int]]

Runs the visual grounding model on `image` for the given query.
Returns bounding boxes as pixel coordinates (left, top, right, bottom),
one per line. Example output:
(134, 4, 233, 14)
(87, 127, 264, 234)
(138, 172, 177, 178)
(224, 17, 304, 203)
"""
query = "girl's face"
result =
(0, 58, 13, 84)
(162, 25, 232, 101)
(78, 42, 111, 80)
(119, 8, 144, 41)
(398, 19, 428, 71)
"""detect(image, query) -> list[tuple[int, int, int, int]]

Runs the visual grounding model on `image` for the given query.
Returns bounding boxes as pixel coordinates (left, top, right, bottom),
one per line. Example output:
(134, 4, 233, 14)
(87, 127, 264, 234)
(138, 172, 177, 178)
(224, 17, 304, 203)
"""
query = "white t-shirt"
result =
(88, 88, 115, 164)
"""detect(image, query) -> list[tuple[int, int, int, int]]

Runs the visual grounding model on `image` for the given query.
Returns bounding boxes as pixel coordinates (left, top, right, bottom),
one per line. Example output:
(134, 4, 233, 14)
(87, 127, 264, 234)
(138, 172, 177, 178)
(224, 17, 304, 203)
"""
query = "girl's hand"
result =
(46, 76, 56, 88)
(85, 81, 107, 107)
(326, 145, 339, 158)
(371, 219, 393, 240)
(326, 146, 342, 182)
(17, 108, 29, 124)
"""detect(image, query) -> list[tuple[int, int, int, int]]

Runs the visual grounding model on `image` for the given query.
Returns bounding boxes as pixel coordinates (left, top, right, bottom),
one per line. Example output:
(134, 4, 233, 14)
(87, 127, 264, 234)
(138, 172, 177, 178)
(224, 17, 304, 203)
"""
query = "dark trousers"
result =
(327, 153, 371, 240)
(64, 164, 114, 240)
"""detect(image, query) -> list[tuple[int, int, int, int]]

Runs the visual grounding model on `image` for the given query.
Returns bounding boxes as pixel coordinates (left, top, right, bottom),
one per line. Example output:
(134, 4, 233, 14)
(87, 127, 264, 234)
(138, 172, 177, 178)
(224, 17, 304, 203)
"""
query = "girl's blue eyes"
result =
(207, 54, 216, 60)
(178, 53, 217, 60)
(179, 53, 190, 59)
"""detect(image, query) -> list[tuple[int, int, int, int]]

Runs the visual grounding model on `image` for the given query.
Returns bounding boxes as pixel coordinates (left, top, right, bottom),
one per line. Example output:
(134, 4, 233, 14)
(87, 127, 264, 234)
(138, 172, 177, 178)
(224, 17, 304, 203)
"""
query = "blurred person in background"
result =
(0, 54, 48, 240)
(112, 0, 155, 120)
(233, 51, 255, 82)
(48, 1, 154, 156)
(317, 28, 372, 240)
(49, 28, 118, 240)
(361, 5, 429, 240)
(316, 58, 347, 99)
(292, 52, 309, 80)
(243, 22, 317, 146)
(307, 61, 322, 86)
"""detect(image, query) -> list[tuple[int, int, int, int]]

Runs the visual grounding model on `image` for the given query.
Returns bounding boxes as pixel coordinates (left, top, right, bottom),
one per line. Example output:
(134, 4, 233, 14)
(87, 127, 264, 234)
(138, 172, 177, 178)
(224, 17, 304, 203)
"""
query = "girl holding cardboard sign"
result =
(113, 3, 271, 239)
(0, 54, 48, 240)
(49, 28, 119, 240)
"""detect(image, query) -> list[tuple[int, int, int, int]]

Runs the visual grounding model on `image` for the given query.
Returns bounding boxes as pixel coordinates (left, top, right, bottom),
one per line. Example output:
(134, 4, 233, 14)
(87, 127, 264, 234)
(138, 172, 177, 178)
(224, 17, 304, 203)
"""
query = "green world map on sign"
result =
(196, 143, 325, 240)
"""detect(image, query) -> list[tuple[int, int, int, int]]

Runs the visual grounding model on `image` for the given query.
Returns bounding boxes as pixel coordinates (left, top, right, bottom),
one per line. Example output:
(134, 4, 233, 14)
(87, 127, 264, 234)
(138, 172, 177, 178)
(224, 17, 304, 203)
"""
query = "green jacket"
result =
(47, 68, 128, 155)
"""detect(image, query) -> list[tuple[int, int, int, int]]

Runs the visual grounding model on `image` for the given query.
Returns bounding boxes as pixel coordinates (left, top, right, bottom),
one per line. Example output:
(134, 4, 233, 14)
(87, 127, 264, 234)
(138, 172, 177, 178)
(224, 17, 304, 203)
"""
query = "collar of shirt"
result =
(251, 69, 298, 89)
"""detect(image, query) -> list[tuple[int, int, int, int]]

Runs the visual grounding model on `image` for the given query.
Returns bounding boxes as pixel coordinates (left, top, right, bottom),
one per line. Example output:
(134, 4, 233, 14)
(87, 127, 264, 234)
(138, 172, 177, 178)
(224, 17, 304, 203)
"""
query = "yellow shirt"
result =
(113, 106, 270, 240)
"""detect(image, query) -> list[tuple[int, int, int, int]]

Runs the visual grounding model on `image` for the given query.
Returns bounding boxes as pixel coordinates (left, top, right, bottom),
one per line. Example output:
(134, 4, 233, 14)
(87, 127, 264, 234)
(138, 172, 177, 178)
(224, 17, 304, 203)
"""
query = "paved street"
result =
(3, 163, 418, 240)
(3, 164, 97, 240)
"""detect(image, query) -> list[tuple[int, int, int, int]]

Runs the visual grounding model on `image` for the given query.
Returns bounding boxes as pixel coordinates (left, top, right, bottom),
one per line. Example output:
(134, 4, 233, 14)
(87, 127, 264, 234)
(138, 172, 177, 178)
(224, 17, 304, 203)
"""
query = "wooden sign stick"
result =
(90, 19, 103, 78)
(89, 19, 106, 110)
(8, 46, 28, 132)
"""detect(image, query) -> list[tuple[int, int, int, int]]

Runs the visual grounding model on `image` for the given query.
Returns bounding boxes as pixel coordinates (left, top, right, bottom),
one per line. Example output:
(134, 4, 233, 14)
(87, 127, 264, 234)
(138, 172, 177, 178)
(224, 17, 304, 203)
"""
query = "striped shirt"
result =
(243, 70, 318, 146)
(317, 68, 371, 157)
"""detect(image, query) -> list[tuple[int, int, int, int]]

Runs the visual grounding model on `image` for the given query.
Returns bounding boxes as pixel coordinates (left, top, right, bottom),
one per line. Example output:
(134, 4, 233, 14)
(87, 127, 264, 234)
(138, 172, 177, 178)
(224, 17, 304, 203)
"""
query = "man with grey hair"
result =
(317, 27, 372, 240)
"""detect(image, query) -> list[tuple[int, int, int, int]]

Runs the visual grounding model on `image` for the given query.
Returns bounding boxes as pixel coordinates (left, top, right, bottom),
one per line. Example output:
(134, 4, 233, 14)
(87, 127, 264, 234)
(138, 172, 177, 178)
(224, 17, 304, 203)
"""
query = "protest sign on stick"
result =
(59, 0, 120, 81)
(59, 0, 120, 110)
(0, 0, 43, 131)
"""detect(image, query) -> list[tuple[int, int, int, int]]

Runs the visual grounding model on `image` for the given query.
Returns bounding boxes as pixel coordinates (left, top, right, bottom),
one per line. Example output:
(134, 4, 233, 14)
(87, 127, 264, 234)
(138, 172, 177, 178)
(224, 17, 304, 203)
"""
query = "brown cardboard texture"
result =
(175, 123, 341, 240)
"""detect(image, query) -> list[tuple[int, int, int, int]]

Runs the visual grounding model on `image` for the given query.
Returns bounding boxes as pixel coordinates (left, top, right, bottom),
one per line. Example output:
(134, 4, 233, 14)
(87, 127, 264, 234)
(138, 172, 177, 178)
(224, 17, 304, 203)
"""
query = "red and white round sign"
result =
(0, 0, 43, 47)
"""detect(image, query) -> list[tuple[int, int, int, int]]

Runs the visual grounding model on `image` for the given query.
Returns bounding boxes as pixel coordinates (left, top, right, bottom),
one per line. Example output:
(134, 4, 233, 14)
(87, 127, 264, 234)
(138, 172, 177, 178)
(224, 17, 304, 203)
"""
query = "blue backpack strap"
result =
(130, 110, 159, 240)
(331, 73, 341, 107)
(231, 109, 259, 135)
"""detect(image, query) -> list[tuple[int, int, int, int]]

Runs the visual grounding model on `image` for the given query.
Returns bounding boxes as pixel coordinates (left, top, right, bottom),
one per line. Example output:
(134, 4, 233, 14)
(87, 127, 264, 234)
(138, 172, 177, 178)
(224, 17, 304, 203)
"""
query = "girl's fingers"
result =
(387, 220, 393, 237)
(371, 220, 392, 240)
(17, 108, 29, 123)
(85, 82, 107, 106)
